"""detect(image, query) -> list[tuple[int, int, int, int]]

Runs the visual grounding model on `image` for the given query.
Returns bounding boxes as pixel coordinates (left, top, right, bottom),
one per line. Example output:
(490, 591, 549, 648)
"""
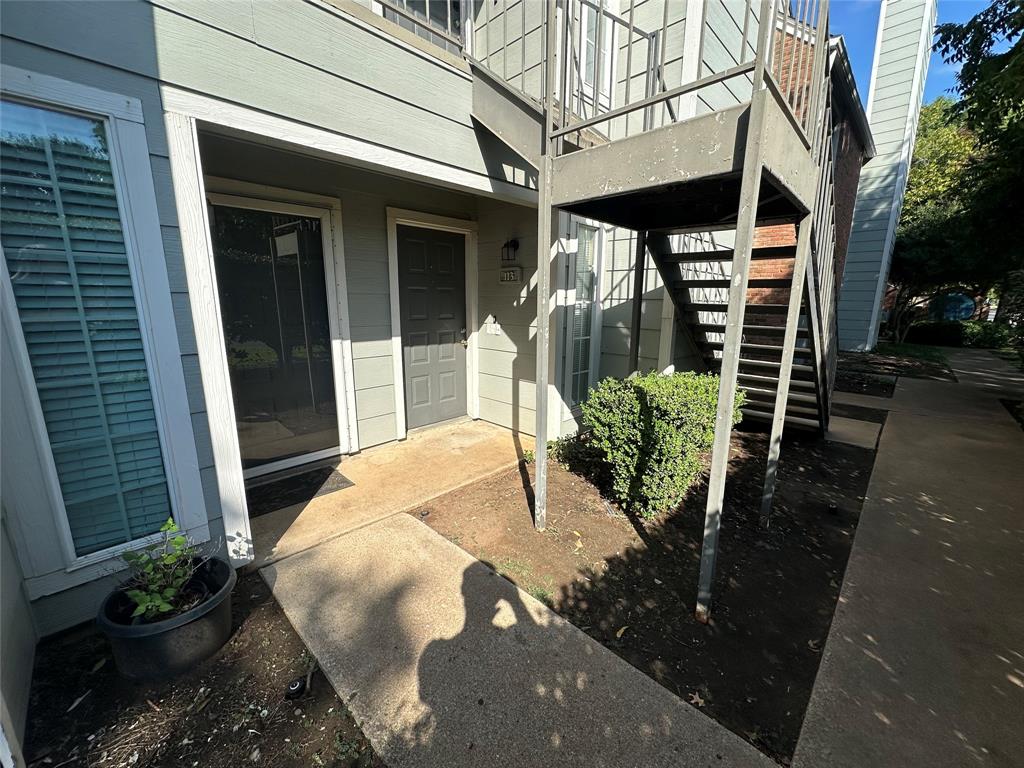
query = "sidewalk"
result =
(262, 513, 775, 768)
(793, 349, 1024, 768)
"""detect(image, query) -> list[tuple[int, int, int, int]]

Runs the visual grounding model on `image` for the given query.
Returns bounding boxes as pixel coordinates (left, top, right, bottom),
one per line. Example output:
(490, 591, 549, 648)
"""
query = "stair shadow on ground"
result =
(554, 426, 875, 763)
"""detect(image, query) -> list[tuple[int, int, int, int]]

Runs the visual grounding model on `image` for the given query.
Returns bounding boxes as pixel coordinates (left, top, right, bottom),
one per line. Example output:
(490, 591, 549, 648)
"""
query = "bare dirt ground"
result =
(24, 573, 382, 768)
(419, 425, 875, 765)
(835, 346, 957, 398)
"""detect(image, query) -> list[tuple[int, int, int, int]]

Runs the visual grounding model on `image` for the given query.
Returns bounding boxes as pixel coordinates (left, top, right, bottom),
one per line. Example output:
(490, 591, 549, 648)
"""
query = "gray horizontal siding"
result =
(838, 0, 934, 351)
(475, 199, 539, 434)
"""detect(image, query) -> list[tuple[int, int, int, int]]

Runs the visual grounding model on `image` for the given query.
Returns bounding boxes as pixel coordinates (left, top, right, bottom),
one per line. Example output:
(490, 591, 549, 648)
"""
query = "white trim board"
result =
(164, 113, 253, 566)
(1, 66, 208, 595)
(385, 207, 480, 440)
(159, 86, 537, 209)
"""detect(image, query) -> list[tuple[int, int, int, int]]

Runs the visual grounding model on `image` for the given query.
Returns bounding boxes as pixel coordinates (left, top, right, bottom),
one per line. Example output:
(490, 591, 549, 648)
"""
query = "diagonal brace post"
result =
(760, 212, 814, 525)
(695, 90, 769, 624)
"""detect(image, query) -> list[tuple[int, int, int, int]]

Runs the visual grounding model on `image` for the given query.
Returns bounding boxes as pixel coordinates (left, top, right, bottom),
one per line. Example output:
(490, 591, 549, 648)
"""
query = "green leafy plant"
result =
(906, 319, 1019, 348)
(121, 517, 204, 621)
(580, 371, 744, 518)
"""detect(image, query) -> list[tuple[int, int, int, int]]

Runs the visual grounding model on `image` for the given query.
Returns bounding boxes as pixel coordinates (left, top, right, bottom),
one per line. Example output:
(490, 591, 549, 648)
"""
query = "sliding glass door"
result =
(209, 201, 340, 477)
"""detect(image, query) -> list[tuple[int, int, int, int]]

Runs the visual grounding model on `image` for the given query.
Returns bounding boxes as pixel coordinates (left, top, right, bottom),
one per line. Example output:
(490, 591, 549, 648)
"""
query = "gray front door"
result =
(397, 225, 467, 430)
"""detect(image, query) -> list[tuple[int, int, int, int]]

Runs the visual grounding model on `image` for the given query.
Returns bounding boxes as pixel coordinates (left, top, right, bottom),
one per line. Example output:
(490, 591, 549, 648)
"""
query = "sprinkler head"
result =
(285, 677, 306, 699)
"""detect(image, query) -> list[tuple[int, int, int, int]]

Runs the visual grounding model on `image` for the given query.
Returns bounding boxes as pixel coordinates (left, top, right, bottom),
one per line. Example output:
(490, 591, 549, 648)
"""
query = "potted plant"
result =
(97, 518, 236, 681)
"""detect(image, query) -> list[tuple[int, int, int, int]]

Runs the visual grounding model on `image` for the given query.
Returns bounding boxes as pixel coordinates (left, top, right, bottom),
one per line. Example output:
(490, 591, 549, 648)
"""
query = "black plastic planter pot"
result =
(97, 557, 237, 681)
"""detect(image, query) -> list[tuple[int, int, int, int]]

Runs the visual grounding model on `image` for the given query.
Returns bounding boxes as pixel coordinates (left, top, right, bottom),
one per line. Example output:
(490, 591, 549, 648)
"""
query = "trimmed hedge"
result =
(580, 371, 744, 518)
(905, 319, 1019, 348)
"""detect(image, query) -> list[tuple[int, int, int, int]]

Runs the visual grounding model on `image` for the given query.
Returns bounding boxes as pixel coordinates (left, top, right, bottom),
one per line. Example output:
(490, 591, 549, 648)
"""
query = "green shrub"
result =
(904, 320, 966, 346)
(580, 371, 744, 518)
(961, 320, 1018, 348)
(905, 319, 1019, 348)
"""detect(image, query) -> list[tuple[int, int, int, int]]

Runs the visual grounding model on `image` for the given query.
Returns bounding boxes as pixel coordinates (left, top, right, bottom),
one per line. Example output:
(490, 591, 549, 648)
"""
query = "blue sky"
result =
(829, 0, 990, 106)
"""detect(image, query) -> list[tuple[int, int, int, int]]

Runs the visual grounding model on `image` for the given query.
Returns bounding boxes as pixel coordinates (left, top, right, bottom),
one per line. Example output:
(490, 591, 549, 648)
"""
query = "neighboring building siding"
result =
(837, 0, 936, 350)
(1, 510, 36, 761)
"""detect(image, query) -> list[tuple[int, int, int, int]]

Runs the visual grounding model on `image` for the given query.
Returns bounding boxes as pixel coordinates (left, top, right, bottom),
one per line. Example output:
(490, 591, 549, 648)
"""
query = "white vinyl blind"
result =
(0, 98, 172, 557)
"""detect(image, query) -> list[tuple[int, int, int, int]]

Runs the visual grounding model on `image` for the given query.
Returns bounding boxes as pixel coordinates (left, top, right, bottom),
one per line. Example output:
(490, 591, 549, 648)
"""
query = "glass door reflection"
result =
(210, 204, 339, 475)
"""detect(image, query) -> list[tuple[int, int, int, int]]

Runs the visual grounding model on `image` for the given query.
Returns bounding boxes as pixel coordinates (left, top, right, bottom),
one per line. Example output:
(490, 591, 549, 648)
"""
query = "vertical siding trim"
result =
(864, 1, 935, 348)
(164, 112, 253, 566)
(385, 208, 481, 441)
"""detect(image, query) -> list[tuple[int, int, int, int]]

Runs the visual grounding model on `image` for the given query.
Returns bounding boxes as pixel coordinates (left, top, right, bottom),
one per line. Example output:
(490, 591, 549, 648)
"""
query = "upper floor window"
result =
(379, 0, 463, 54)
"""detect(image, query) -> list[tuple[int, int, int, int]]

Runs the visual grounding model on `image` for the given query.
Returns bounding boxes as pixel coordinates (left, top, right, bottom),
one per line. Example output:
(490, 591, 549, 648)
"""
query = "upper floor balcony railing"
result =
(378, 0, 464, 55)
(539, 0, 832, 161)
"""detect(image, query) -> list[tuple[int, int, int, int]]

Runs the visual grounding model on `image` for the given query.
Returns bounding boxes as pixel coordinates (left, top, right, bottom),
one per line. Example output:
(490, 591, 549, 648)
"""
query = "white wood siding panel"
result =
(838, 0, 936, 350)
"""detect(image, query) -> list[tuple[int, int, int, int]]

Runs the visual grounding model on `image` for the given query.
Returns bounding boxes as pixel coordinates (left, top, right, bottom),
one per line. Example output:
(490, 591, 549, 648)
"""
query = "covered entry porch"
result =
(248, 419, 531, 568)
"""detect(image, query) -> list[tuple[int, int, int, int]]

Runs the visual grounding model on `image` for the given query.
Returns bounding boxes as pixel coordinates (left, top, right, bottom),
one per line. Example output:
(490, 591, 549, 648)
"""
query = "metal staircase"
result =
(469, 0, 840, 622)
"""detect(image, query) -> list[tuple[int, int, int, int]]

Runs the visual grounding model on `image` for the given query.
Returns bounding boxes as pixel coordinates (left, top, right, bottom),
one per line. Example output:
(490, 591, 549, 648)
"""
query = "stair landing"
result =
(550, 92, 818, 233)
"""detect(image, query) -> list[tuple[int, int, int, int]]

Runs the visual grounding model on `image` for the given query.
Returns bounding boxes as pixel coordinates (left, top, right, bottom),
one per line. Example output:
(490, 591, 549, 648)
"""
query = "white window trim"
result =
(0, 66, 208, 586)
(204, 188, 359, 470)
(385, 207, 480, 440)
(560, 218, 605, 416)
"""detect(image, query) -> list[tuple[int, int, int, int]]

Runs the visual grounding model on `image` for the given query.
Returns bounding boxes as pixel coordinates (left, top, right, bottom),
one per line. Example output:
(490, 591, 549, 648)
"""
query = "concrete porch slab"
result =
(249, 420, 531, 568)
(262, 513, 775, 768)
(825, 415, 881, 450)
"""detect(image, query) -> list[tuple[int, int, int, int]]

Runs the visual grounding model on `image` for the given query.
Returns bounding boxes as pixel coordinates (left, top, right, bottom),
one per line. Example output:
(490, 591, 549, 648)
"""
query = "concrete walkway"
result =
(794, 350, 1024, 768)
(263, 514, 775, 768)
(250, 420, 530, 567)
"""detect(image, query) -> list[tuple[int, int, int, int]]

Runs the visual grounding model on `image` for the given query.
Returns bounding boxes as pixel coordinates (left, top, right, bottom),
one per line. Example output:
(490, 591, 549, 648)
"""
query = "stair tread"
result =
(699, 340, 813, 353)
(740, 386, 819, 403)
(691, 323, 808, 334)
(708, 358, 815, 371)
(686, 302, 795, 314)
(736, 372, 817, 389)
(674, 278, 792, 289)
(741, 408, 821, 429)
(660, 245, 797, 263)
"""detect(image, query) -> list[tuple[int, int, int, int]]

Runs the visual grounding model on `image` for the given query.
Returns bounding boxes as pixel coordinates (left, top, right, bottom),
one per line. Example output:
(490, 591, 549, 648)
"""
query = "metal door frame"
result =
(386, 207, 479, 440)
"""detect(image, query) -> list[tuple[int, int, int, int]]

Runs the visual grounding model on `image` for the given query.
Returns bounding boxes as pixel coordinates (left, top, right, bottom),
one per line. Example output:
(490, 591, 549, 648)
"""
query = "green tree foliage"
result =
(889, 100, 983, 340)
(888, 2, 1024, 341)
(935, 0, 1024, 300)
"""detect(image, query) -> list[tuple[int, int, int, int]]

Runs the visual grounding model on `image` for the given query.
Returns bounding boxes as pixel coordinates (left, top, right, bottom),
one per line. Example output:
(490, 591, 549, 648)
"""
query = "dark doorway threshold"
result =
(245, 457, 354, 518)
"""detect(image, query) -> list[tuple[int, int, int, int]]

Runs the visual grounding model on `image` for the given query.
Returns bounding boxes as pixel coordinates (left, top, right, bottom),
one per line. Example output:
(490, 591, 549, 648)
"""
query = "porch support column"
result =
(533, 0, 560, 532)
(627, 230, 648, 373)
(695, 88, 769, 624)
(760, 212, 813, 525)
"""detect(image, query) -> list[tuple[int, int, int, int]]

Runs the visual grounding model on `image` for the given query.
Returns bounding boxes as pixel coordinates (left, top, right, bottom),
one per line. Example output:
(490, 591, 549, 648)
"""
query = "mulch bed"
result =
(419, 425, 875, 764)
(837, 349, 955, 380)
(24, 573, 382, 768)
(834, 368, 896, 397)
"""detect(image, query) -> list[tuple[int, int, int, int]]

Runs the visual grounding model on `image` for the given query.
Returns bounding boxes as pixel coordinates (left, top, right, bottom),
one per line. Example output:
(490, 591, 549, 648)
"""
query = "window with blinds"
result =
(0, 98, 173, 557)
(569, 224, 598, 406)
